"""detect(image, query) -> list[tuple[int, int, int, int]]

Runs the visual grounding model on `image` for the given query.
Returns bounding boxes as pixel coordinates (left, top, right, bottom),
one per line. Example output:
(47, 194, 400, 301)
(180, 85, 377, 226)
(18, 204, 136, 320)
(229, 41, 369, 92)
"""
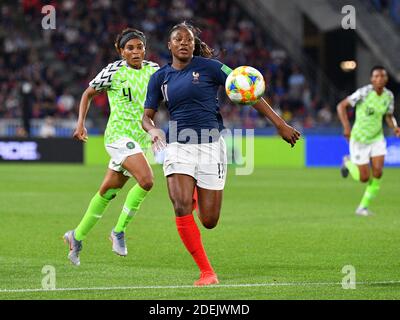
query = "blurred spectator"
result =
(16, 126, 28, 138)
(281, 102, 293, 123)
(288, 65, 306, 101)
(57, 89, 75, 117)
(303, 115, 315, 129)
(20, 80, 34, 136)
(35, 81, 56, 117)
(302, 83, 313, 115)
(39, 116, 56, 138)
(317, 103, 333, 125)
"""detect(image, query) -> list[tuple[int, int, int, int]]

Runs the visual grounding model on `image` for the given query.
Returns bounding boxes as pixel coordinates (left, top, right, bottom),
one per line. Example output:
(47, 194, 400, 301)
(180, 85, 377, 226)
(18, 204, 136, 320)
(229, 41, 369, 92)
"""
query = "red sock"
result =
(175, 214, 214, 274)
(192, 187, 198, 213)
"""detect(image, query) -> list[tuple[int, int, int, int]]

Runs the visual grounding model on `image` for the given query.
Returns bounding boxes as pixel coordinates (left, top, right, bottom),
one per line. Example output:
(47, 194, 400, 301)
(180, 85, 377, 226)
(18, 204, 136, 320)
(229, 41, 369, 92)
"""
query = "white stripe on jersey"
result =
(89, 60, 159, 91)
(89, 60, 126, 91)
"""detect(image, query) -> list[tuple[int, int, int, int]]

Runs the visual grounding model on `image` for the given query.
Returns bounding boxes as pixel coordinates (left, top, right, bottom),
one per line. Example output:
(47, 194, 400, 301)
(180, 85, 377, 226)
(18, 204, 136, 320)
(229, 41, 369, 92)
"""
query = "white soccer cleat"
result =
(63, 230, 82, 266)
(355, 207, 373, 216)
(110, 229, 128, 256)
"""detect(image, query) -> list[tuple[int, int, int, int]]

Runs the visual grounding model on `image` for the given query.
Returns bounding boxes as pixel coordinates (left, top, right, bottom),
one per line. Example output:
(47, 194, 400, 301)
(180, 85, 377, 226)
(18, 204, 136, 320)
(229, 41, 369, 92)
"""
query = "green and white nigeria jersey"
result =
(89, 59, 159, 146)
(348, 84, 394, 144)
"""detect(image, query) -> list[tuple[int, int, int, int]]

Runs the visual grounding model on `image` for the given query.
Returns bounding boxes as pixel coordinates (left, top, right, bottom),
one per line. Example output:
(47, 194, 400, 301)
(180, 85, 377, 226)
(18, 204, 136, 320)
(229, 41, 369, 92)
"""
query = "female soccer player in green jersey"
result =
(337, 66, 400, 216)
(64, 28, 159, 266)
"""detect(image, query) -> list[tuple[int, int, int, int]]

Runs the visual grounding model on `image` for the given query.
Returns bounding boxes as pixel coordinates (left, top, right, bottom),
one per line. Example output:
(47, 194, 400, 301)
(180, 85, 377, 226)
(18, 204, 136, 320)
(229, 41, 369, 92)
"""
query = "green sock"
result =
(114, 184, 149, 233)
(360, 178, 381, 208)
(345, 159, 360, 181)
(75, 192, 111, 241)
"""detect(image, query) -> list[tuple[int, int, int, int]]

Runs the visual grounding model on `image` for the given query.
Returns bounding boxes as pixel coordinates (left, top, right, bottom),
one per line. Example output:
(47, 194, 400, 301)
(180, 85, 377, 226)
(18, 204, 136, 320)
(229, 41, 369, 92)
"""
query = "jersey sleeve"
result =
(209, 59, 233, 86)
(347, 89, 362, 107)
(89, 60, 124, 91)
(347, 85, 370, 107)
(387, 90, 395, 114)
(144, 72, 163, 111)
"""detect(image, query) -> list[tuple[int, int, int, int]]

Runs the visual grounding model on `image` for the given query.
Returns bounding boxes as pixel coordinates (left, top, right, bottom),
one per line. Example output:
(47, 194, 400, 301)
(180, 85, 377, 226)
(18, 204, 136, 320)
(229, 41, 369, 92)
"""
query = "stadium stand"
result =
(0, 0, 353, 137)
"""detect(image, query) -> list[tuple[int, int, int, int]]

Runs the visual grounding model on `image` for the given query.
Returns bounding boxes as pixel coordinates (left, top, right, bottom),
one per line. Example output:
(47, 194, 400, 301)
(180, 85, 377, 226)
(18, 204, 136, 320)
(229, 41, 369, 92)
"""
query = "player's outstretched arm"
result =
(252, 97, 301, 147)
(73, 86, 99, 142)
(337, 98, 352, 141)
(385, 114, 400, 137)
(142, 109, 166, 151)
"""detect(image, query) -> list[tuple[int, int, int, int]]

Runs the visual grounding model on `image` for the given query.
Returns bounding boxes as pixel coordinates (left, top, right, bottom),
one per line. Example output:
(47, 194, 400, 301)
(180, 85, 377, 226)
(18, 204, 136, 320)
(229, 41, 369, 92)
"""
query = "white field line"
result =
(1, 280, 400, 294)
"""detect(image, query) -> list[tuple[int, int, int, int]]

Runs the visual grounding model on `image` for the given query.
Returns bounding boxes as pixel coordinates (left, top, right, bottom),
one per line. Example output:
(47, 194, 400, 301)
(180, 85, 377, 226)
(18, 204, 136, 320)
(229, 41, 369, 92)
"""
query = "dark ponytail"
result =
(169, 22, 215, 58)
(194, 37, 214, 58)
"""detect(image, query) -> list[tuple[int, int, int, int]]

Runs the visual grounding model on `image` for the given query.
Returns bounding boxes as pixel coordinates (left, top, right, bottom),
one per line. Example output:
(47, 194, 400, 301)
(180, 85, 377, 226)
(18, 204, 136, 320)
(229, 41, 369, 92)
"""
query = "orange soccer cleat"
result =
(194, 272, 219, 287)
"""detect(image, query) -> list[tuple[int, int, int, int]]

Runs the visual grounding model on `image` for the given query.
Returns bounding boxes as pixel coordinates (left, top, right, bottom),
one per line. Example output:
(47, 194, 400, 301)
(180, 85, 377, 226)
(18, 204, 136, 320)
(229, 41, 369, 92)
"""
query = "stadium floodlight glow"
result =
(340, 61, 357, 72)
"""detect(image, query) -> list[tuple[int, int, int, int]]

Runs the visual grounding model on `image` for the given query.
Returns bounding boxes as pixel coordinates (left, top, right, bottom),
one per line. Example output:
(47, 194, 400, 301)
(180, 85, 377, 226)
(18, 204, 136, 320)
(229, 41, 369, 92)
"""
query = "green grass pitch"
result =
(0, 164, 399, 300)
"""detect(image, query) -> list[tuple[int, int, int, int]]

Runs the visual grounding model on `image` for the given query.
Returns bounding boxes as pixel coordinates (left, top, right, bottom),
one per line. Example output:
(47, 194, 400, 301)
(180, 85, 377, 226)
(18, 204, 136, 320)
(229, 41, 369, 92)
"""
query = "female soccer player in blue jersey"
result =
(64, 28, 159, 266)
(142, 22, 300, 286)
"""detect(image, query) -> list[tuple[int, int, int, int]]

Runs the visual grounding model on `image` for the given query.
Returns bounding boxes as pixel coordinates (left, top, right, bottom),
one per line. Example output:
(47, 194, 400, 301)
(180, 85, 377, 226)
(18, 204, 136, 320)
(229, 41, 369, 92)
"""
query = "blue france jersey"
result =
(144, 56, 232, 143)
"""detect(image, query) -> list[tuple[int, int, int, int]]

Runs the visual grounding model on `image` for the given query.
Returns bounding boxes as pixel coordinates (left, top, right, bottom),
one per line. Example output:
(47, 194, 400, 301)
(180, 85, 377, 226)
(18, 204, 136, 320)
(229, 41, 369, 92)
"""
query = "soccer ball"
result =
(225, 66, 265, 105)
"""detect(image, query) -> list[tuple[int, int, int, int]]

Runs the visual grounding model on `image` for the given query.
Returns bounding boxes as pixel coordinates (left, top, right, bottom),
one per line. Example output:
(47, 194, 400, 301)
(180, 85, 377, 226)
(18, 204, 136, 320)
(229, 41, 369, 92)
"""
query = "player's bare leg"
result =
(192, 186, 198, 213)
(167, 174, 218, 286)
(99, 169, 130, 195)
(122, 153, 154, 191)
(110, 153, 154, 256)
(356, 157, 384, 216)
(167, 174, 196, 217)
(196, 187, 223, 229)
(341, 155, 370, 183)
(371, 156, 384, 179)
(357, 164, 371, 183)
(188, 187, 223, 286)
(65, 169, 128, 265)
